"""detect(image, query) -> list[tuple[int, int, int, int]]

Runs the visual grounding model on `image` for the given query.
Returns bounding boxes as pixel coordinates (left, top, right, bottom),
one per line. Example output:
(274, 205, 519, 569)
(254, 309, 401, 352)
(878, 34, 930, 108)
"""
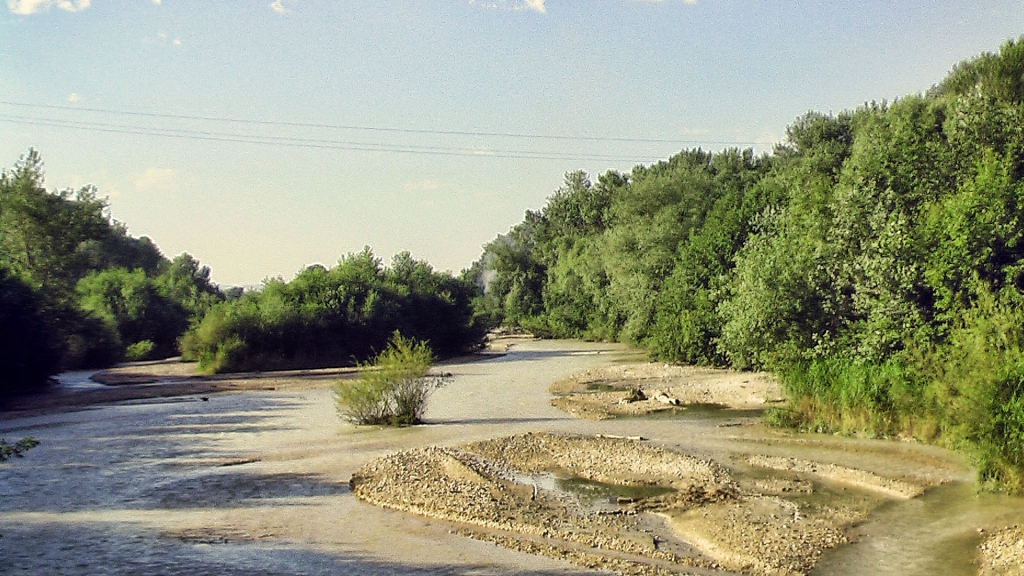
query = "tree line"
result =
(468, 39, 1024, 491)
(0, 151, 486, 396)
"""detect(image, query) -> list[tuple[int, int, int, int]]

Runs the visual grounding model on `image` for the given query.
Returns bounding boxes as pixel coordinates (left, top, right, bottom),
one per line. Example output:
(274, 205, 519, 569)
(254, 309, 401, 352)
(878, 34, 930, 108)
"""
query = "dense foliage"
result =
(182, 249, 486, 373)
(471, 39, 1024, 491)
(0, 268, 62, 395)
(1, 151, 485, 393)
(0, 150, 223, 395)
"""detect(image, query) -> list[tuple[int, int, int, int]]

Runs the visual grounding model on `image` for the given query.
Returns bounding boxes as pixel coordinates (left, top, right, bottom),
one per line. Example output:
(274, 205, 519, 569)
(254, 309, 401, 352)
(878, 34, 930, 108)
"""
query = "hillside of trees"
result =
(468, 39, 1024, 491)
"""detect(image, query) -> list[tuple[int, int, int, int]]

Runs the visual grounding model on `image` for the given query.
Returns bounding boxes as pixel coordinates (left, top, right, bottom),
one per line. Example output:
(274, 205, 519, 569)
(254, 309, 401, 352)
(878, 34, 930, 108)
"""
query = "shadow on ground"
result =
(0, 520, 597, 576)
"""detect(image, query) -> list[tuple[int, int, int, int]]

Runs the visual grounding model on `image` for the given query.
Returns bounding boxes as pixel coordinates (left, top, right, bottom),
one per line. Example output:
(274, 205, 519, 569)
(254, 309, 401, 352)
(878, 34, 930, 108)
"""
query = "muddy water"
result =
(813, 482, 1024, 575)
(1, 339, 1021, 575)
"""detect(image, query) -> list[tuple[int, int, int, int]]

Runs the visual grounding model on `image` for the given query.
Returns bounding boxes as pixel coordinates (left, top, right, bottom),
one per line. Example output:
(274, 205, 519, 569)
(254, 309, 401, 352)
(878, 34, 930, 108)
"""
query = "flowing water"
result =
(1, 339, 1021, 575)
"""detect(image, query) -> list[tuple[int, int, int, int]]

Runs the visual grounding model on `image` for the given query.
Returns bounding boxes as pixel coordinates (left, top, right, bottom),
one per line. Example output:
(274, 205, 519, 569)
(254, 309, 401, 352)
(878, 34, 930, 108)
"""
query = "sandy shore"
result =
(548, 363, 783, 420)
(0, 358, 357, 418)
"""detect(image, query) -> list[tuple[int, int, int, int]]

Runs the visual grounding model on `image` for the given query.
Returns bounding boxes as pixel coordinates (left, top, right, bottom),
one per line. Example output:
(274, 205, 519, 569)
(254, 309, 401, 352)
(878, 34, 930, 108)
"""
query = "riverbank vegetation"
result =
(0, 151, 225, 395)
(181, 250, 485, 373)
(469, 39, 1024, 491)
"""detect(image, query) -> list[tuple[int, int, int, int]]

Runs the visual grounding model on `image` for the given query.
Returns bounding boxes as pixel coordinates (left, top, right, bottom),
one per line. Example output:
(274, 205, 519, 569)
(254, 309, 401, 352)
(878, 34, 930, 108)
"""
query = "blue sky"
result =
(1, 0, 1022, 286)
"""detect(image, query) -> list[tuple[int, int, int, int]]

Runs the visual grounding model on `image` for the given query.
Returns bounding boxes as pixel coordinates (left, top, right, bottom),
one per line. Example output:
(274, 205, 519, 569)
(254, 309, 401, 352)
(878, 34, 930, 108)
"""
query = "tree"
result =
(77, 268, 190, 360)
(0, 149, 110, 299)
(0, 267, 63, 396)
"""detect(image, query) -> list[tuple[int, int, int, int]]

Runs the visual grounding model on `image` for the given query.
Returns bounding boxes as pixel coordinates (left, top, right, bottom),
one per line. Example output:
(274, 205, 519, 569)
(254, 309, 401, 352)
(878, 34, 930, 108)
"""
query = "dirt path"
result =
(1, 340, 1021, 575)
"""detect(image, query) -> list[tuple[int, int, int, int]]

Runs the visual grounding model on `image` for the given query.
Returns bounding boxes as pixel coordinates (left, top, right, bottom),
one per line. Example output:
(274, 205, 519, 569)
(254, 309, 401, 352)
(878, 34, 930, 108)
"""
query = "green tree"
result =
(0, 149, 110, 299)
(77, 268, 190, 360)
(0, 267, 63, 396)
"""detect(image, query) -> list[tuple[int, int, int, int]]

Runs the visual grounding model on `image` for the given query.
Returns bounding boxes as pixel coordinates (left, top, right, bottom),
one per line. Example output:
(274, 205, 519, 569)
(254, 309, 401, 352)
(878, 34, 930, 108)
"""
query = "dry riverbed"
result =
(548, 363, 783, 420)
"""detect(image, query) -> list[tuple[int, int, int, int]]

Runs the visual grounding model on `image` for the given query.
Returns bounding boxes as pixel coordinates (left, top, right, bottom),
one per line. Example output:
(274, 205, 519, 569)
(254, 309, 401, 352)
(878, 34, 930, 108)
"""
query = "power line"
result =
(0, 100, 762, 147)
(0, 114, 674, 163)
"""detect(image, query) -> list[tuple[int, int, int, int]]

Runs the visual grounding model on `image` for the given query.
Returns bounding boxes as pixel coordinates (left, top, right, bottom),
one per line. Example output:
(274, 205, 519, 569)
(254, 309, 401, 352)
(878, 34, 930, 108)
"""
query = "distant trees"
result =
(181, 249, 486, 373)
(0, 149, 487, 394)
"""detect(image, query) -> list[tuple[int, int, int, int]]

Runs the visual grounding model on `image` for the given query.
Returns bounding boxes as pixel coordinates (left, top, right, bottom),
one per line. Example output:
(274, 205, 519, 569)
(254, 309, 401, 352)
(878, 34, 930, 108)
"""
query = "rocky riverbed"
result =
(548, 363, 783, 420)
(352, 432, 944, 576)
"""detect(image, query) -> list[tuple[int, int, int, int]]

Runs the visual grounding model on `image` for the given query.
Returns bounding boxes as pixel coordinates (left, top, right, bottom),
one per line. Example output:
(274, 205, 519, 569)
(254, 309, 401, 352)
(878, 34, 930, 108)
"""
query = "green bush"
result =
(921, 289, 1024, 492)
(334, 333, 449, 426)
(124, 340, 156, 361)
(182, 249, 485, 373)
(774, 357, 923, 437)
(0, 437, 39, 461)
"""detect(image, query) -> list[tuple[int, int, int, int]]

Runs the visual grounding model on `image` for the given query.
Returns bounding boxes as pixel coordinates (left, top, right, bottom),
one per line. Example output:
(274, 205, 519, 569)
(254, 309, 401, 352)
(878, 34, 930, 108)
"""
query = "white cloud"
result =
(468, 0, 546, 13)
(7, 0, 89, 13)
(7, 0, 50, 14)
(152, 0, 161, 4)
(157, 30, 167, 38)
(67, 92, 79, 103)
(56, 0, 88, 10)
(269, 0, 289, 14)
(172, 38, 181, 45)
(134, 168, 176, 191)
(518, 0, 545, 13)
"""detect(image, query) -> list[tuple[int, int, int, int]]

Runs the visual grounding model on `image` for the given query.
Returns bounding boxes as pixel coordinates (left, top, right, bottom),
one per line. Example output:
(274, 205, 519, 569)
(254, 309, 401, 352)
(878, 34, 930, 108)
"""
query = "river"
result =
(0, 340, 1021, 575)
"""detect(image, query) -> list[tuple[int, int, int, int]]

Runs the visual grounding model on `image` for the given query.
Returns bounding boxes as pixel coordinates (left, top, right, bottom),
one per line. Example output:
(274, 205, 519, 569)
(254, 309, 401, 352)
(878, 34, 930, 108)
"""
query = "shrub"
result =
(0, 437, 39, 461)
(124, 340, 155, 362)
(182, 249, 486, 373)
(334, 333, 449, 425)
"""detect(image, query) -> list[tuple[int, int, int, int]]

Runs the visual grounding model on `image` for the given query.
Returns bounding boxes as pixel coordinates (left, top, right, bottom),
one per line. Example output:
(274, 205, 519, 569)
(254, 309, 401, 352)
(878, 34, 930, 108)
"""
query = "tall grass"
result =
(774, 290, 1024, 492)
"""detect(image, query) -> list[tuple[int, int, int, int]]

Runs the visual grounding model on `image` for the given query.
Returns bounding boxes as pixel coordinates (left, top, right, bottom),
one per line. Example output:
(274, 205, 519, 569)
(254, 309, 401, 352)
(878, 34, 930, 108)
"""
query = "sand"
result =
(548, 363, 782, 420)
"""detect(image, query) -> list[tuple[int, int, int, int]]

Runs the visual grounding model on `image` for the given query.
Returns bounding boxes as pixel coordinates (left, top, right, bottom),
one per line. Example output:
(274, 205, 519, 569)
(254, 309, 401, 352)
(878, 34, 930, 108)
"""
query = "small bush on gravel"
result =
(334, 333, 449, 425)
(0, 437, 39, 461)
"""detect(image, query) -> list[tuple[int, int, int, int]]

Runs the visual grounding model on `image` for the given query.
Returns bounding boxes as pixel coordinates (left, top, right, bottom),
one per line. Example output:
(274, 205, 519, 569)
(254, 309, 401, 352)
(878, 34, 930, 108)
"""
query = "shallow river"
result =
(1, 340, 1021, 575)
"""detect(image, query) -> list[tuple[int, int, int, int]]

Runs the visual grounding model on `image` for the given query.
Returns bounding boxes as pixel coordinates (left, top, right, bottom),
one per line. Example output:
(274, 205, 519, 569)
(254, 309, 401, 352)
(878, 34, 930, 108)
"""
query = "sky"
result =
(1, 0, 1022, 287)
